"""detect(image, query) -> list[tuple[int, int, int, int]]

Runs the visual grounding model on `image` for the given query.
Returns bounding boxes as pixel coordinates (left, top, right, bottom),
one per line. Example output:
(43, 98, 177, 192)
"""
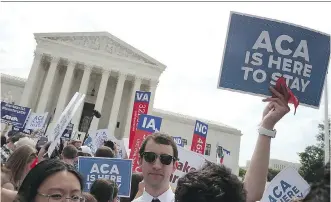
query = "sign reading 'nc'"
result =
(135, 91, 151, 102)
(218, 12, 330, 108)
(191, 120, 208, 155)
(194, 120, 208, 138)
(137, 114, 162, 133)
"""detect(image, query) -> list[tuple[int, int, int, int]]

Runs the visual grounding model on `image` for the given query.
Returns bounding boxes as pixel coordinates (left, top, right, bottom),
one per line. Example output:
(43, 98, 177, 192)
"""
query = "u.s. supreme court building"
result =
(1, 32, 242, 174)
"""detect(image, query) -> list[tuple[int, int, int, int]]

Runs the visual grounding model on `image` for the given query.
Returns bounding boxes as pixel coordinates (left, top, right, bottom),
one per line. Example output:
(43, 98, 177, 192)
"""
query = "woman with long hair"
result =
(15, 159, 84, 202)
(1, 145, 37, 190)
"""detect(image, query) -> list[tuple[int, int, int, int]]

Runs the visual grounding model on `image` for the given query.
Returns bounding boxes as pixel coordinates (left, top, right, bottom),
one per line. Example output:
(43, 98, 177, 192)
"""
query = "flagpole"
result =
(324, 74, 330, 165)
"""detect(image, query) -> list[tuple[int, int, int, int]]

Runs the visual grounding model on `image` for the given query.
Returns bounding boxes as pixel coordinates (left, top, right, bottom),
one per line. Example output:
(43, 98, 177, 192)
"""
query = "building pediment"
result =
(34, 32, 166, 68)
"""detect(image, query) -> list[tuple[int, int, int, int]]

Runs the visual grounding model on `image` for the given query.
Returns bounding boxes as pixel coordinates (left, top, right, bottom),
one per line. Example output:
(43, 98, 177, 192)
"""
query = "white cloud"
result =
(0, 2, 330, 166)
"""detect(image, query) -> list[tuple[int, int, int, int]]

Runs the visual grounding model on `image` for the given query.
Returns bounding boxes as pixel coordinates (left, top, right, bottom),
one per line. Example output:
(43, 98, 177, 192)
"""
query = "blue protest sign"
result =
(173, 137, 184, 147)
(135, 91, 151, 103)
(1, 101, 31, 128)
(78, 157, 132, 197)
(12, 125, 32, 135)
(217, 12, 330, 108)
(194, 120, 208, 138)
(61, 123, 74, 140)
(137, 114, 162, 133)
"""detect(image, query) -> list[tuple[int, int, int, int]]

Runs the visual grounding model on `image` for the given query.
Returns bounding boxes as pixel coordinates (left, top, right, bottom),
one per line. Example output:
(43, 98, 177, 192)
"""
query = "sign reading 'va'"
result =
(129, 91, 151, 149)
(218, 12, 330, 108)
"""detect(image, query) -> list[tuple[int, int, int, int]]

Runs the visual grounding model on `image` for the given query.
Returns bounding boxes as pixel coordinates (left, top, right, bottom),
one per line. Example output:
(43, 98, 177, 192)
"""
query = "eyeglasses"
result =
(37, 192, 85, 202)
(141, 152, 177, 165)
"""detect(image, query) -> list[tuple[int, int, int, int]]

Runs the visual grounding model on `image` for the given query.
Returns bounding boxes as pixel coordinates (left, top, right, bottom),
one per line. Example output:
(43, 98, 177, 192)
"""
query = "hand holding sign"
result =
(261, 84, 290, 130)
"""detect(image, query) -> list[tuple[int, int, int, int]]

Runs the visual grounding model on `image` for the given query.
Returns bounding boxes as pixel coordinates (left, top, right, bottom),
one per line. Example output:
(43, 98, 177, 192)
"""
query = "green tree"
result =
(239, 168, 246, 178)
(298, 119, 330, 183)
(267, 168, 280, 181)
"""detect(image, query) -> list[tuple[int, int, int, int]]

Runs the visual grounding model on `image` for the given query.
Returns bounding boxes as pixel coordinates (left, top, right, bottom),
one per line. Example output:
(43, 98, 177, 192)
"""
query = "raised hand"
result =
(261, 84, 290, 130)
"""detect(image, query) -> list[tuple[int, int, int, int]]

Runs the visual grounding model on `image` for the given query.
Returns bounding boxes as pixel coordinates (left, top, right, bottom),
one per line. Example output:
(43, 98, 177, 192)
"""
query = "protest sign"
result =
(130, 114, 162, 172)
(191, 120, 208, 155)
(12, 125, 32, 135)
(72, 131, 86, 142)
(61, 123, 74, 140)
(1, 101, 31, 128)
(216, 143, 231, 165)
(217, 12, 330, 108)
(78, 157, 132, 197)
(129, 91, 151, 149)
(173, 136, 184, 147)
(261, 167, 310, 202)
(170, 147, 206, 187)
(25, 112, 48, 130)
(47, 92, 85, 157)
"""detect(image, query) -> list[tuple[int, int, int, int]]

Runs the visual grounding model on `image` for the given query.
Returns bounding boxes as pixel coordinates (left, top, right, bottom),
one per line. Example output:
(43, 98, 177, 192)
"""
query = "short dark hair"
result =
(14, 159, 84, 202)
(129, 173, 144, 201)
(95, 146, 115, 158)
(104, 140, 115, 151)
(175, 161, 246, 202)
(90, 179, 118, 202)
(139, 132, 178, 160)
(62, 145, 78, 159)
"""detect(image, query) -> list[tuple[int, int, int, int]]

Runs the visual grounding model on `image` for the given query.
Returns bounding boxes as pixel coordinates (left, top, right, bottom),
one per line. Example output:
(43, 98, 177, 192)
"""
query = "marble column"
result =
(36, 56, 60, 113)
(122, 76, 142, 138)
(89, 69, 110, 132)
(108, 72, 127, 136)
(148, 79, 158, 111)
(20, 51, 43, 107)
(72, 65, 92, 131)
(53, 61, 76, 121)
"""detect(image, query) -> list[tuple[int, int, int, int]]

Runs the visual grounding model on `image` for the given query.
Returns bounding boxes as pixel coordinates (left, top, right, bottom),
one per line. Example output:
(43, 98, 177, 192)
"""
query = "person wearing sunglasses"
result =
(133, 133, 178, 202)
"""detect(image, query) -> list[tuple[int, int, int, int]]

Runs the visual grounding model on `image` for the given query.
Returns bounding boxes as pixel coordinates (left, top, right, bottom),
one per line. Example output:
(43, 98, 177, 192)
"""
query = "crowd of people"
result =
(0, 86, 329, 202)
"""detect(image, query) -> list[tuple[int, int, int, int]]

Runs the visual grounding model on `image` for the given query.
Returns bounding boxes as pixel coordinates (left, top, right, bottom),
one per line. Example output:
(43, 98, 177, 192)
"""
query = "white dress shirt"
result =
(132, 187, 175, 202)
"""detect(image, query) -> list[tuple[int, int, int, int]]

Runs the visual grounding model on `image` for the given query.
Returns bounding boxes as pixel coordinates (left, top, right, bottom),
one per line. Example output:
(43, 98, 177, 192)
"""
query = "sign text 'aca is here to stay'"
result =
(218, 12, 330, 108)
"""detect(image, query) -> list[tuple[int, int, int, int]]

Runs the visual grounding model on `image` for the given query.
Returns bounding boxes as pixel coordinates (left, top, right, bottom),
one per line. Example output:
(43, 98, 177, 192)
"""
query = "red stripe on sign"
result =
(129, 101, 149, 149)
(129, 129, 153, 172)
(190, 134, 206, 155)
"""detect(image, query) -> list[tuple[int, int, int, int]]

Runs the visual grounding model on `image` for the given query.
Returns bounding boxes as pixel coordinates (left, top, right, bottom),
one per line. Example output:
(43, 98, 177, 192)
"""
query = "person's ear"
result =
(139, 156, 143, 165)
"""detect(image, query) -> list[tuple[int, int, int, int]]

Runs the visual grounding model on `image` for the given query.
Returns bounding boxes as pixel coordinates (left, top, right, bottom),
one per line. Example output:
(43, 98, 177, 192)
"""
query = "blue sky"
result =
(0, 2, 330, 166)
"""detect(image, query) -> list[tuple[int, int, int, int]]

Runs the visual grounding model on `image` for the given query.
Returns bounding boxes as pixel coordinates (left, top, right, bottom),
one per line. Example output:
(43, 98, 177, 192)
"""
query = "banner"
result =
(47, 92, 85, 157)
(215, 144, 232, 170)
(61, 123, 74, 140)
(170, 147, 206, 188)
(1, 101, 31, 128)
(130, 114, 162, 172)
(261, 167, 310, 202)
(78, 157, 132, 197)
(191, 120, 208, 155)
(25, 112, 48, 130)
(129, 91, 151, 149)
(173, 137, 184, 147)
(217, 12, 330, 108)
